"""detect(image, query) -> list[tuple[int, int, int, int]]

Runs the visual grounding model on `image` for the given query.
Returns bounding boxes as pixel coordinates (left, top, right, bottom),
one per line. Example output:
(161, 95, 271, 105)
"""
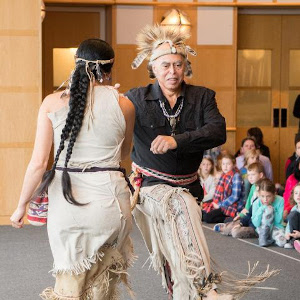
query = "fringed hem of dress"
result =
(41, 248, 137, 300)
(50, 251, 106, 276)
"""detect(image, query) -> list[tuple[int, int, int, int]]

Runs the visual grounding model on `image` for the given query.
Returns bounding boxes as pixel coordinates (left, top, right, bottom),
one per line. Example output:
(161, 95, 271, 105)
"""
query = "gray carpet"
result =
(0, 223, 299, 300)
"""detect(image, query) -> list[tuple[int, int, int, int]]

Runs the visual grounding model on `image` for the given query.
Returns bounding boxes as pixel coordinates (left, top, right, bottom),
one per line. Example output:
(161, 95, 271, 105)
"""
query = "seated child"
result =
(240, 149, 260, 203)
(198, 156, 216, 210)
(252, 179, 286, 247)
(213, 162, 265, 238)
(203, 154, 244, 223)
(240, 149, 260, 177)
(284, 183, 300, 250)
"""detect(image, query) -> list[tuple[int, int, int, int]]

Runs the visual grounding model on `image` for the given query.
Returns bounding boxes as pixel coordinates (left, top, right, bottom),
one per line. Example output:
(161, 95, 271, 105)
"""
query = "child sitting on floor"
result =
(198, 156, 216, 210)
(203, 154, 244, 223)
(284, 183, 300, 251)
(213, 162, 265, 238)
(240, 149, 260, 204)
(252, 179, 286, 247)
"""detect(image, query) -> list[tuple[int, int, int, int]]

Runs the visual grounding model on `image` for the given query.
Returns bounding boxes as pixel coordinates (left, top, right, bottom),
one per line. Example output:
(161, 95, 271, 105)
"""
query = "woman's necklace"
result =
(159, 98, 184, 136)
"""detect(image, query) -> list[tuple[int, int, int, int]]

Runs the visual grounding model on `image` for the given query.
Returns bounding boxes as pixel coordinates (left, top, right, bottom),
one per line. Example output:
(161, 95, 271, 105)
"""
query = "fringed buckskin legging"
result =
(133, 184, 216, 300)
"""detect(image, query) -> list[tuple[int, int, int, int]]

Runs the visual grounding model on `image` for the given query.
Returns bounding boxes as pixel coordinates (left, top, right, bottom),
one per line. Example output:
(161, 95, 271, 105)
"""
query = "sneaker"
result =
(213, 223, 224, 232)
(294, 240, 300, 253)
(284, 242, 294, 249)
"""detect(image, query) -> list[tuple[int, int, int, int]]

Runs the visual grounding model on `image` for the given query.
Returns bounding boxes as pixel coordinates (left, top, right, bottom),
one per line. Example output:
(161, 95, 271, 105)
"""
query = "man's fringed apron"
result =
(130, 162, 279, 300)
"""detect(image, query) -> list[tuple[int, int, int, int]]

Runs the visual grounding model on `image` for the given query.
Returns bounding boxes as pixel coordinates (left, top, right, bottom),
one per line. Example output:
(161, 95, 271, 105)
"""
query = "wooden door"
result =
(237, 14, 300, 184)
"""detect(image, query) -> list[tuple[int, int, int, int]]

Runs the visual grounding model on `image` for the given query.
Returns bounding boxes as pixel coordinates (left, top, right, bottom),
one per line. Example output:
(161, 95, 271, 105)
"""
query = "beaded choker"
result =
(159, 98, 184, 136)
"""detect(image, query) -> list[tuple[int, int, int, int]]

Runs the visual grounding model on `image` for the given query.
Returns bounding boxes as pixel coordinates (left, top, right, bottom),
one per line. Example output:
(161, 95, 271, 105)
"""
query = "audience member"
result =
(240, 149, 260, 177)
(252, 179, 286, 247)
(213, 162, 265, 239)
(284, 183, 300, 249)
(203, 154, 244, 223)
(198, 156, 216, 209)
(240, 149, 260, 201)
(235, 127, 270, 159)
(285, 133, 300, 180)
(236, 137, 273, 181)
(283, 160, 300, 219)
(247, 127, 270, 159)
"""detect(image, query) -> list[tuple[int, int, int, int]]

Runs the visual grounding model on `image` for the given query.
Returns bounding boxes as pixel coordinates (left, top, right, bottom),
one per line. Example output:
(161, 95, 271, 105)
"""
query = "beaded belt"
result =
(131, 162, 198, 186)
(129, 162, 198, 210)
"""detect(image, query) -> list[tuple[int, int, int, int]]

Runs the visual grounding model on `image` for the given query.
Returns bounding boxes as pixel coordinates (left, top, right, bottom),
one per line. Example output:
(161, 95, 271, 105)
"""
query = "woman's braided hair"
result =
(35, 39, 114, 205)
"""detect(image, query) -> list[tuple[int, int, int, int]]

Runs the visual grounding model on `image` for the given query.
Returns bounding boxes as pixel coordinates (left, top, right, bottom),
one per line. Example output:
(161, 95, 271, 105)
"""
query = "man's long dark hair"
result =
(34, 39, 114, 205)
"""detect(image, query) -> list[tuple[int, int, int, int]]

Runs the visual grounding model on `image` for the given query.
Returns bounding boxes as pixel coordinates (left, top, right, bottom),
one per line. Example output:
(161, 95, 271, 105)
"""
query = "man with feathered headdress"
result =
(125, 24, 229, 299)
(126, 24, 277, 300)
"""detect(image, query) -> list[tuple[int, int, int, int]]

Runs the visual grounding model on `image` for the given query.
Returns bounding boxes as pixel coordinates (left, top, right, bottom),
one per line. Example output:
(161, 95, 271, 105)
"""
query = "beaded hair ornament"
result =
(131, 24, 196, 78)
(59, 56, 114, 128)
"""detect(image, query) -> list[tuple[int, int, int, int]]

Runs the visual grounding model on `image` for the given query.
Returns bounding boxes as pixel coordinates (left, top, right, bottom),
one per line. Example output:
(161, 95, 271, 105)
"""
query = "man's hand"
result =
(150, 135, 177, 154)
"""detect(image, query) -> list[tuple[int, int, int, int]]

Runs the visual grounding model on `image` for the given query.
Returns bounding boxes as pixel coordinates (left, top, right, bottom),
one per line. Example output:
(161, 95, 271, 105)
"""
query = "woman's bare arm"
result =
(10, 95, 55, 228)
(119, 95, 135, 161)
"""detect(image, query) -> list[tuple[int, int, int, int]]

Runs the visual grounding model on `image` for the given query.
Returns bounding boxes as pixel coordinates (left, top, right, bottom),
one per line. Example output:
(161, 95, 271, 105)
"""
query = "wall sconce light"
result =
(41, 1, 46, 22)
(160, 9, 191, 34)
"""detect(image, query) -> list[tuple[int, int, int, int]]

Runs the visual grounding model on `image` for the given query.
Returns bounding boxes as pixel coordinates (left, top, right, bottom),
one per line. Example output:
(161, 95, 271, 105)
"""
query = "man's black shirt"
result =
(125, 81, 226, 196)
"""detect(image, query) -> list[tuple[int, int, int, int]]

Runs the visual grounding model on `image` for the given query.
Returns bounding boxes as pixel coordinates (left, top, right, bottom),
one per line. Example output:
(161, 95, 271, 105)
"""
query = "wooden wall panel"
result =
(113, 46, 152, 93)
(0, 1, 41, 225)
(0, 93, 39, 144)
(0, 37, 40, 87)
(0, 149, 33, 214)
(0, 0, 40, 31)
(191, 47, 235, 89)
(223, 131, 236, 154)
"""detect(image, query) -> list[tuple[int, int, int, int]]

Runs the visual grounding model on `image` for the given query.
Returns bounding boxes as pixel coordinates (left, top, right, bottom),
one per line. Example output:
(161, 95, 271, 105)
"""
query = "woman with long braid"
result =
(10, 39, 135, 299)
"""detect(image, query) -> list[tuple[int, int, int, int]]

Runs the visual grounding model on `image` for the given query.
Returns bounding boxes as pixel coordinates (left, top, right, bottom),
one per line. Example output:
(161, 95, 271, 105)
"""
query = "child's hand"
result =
(241, 208, 249, 215)
(285, 233, 291, 240)
(212, 202, 219, 209)
(233, 215, 240, 221)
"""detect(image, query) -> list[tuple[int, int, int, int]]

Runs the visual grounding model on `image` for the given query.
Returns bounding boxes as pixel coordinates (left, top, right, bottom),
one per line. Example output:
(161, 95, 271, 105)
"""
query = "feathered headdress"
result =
(131, 24, 196, 75)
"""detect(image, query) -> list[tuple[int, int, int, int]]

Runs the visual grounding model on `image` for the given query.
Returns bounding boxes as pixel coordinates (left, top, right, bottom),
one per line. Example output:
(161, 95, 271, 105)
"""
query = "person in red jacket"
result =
(283, 160, 300, 219)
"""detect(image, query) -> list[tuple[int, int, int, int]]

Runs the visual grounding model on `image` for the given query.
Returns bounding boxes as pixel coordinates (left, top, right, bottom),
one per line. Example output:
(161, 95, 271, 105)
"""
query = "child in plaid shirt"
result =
(203, 154, 244, 223)
(213, 162, 265, 238)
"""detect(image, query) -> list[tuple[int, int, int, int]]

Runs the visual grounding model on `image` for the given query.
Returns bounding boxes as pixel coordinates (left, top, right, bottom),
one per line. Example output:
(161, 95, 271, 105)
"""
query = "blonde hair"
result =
(198, 156, 215, 178)
(289, 183, 300, 207)
(244, 149, 259, 166)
